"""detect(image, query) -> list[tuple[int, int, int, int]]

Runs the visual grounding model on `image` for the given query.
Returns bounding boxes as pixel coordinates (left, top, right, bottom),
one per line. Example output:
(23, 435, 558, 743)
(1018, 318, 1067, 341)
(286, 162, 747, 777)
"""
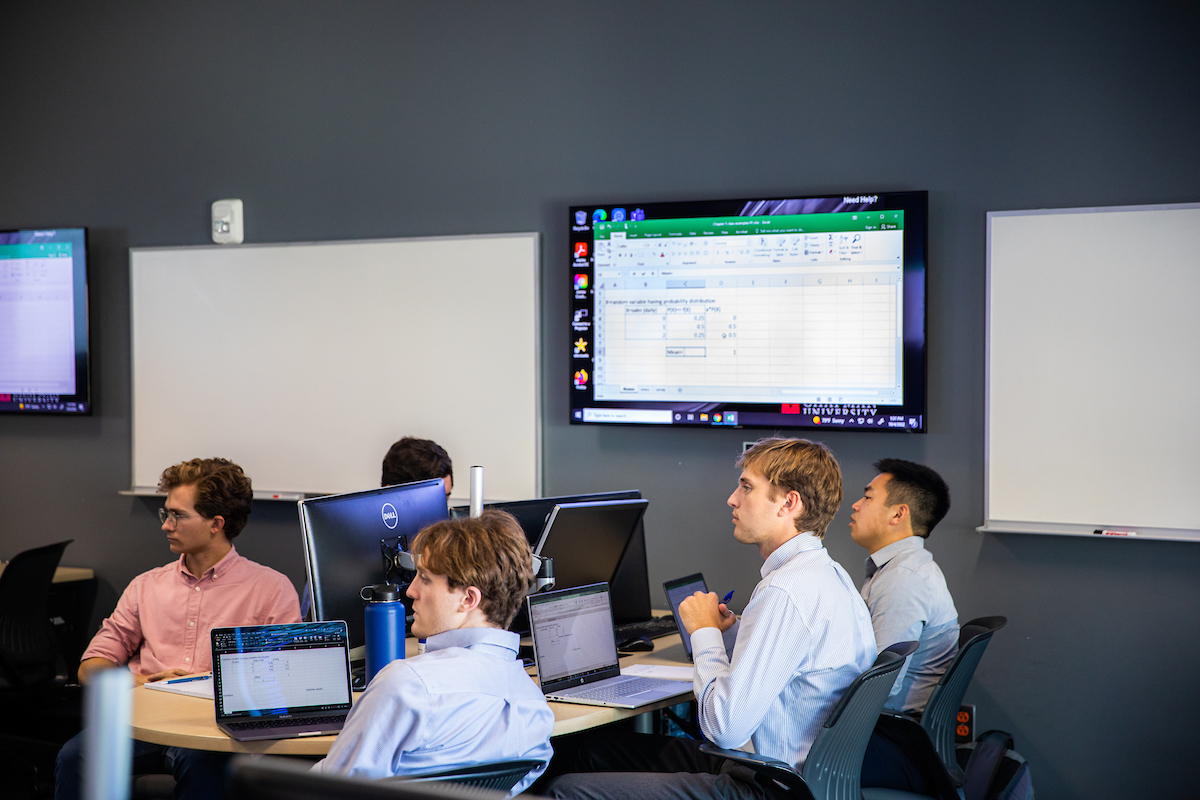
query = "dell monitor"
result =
(298, 479, 448, 650)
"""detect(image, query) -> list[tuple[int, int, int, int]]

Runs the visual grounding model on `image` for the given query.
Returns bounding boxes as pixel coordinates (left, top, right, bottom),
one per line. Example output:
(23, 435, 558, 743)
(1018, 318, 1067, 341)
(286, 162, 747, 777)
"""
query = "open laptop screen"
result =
(527, 583, 619, 688)
(213, 622, 353, 719)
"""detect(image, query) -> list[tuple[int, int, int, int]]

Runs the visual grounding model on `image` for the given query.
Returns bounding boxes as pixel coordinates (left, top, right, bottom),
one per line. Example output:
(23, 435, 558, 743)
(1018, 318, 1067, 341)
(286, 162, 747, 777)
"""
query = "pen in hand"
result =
(721, 590, 735, 604)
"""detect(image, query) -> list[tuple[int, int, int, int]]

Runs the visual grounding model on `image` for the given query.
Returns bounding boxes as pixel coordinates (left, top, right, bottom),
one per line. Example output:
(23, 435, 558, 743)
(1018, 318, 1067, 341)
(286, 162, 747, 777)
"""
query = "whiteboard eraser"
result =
(212, 199, 244, 244)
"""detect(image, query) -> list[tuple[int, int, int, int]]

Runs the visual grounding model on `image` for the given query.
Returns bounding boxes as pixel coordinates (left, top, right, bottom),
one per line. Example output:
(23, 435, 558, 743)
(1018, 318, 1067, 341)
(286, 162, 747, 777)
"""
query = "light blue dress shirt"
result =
(862, 536, 959, 714)
(690, 532, 877, 769)
(312, 626, 554, 796)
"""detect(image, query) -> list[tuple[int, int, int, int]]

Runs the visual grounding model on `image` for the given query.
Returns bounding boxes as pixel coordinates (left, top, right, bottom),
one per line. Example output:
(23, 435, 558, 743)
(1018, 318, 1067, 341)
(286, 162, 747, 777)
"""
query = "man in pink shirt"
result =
(56, 457, 301, 800)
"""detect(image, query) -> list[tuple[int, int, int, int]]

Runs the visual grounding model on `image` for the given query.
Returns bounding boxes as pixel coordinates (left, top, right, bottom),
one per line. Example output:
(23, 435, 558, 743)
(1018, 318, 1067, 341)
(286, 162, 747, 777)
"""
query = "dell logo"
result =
(381, 503, 398, 529)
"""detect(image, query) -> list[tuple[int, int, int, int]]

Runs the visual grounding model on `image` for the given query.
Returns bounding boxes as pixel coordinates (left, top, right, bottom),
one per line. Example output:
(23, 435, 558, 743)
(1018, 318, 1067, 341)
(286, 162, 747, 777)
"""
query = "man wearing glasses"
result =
(55, 457, 300, 800)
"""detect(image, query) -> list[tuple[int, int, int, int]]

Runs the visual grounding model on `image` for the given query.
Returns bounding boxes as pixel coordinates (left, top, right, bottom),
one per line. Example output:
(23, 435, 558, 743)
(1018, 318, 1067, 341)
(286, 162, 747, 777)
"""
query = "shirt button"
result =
(189, 621, 195, 627)
(195, 586, 201, 592)
(184, 657, 191, 662)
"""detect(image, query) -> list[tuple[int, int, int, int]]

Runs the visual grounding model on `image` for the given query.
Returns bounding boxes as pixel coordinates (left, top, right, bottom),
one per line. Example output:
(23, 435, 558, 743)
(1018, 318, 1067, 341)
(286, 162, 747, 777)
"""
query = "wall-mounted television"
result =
(0, 227, 91, 415)
(569, 191, 926, 432)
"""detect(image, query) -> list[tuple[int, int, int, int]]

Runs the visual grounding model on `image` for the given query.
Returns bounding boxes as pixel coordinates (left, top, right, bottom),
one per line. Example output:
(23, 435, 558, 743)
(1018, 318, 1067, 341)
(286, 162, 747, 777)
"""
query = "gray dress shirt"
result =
(862, 536, 959, 714)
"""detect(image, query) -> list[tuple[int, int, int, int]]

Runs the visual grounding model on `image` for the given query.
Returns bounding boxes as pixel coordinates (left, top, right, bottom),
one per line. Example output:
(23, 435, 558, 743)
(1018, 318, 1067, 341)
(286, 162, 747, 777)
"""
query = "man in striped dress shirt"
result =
(547, 438, 876, 800)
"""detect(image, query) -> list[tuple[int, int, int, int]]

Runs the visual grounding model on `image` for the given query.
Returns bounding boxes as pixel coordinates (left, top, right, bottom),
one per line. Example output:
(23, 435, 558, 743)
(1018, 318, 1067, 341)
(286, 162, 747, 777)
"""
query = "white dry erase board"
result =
(983, 203, 1200, 542)
(130, 233, 540, 500)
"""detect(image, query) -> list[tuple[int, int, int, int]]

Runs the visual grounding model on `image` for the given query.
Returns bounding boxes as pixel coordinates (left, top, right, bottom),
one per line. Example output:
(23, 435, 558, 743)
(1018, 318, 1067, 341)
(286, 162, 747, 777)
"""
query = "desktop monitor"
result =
(536, 498, 648, 609)
(298, 479, 448, 649)
(569, 190, 928, 432)
(482, 491, 652, 626)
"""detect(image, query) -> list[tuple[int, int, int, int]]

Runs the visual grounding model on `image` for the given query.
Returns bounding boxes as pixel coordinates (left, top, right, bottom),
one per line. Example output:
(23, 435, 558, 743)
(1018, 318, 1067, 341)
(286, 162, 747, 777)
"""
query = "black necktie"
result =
(865, 558, 878, 580)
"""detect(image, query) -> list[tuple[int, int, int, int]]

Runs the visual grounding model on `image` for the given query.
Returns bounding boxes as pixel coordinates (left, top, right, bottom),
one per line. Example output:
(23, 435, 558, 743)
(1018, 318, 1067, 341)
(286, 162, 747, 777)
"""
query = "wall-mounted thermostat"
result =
(211, 199, 244, 244)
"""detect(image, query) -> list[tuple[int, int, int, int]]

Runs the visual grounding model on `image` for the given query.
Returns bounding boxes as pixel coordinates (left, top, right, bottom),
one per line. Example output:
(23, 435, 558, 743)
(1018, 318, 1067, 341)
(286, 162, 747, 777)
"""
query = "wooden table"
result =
(0, 563, 95, 583)
(130, 628, 695, 755)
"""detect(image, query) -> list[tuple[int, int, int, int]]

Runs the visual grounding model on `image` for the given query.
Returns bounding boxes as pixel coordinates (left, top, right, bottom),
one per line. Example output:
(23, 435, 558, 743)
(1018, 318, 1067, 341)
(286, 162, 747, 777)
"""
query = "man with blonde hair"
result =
(313, 509, 554, 796)
(548, 438, 875, 800)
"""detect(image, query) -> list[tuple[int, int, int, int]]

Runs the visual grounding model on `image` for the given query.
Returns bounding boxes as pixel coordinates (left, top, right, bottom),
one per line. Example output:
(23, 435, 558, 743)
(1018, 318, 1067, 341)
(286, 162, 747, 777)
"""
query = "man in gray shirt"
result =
(849, 458, 958, 714)
(850, 458, 958, 792)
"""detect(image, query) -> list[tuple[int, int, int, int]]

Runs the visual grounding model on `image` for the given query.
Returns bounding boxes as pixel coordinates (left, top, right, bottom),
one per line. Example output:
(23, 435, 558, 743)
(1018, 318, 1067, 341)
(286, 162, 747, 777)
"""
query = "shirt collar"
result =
(867, 535, 923, 573)
(425, 626, 520, 658)
(174, 543, 240, 581)
(761, 531, 822, 579)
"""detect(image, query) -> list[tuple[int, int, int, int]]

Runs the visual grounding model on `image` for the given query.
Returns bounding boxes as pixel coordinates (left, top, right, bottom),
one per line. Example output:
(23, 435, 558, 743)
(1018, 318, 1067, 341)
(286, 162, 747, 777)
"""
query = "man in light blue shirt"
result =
(312, 510, 554, 796)
(849, 458, 958, 792)
(547, 438, 876, 800)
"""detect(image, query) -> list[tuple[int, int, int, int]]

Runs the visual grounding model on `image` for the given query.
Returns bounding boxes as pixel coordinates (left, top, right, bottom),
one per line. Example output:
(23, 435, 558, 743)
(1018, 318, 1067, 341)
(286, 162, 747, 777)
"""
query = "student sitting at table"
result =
(311, 510, 554, 796)
(55, 457, 301, 800)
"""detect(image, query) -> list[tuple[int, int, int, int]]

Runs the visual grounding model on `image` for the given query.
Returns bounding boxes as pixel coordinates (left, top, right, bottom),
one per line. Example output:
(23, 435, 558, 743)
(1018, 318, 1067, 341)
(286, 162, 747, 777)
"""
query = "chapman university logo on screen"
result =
(381, 503, 398, 529)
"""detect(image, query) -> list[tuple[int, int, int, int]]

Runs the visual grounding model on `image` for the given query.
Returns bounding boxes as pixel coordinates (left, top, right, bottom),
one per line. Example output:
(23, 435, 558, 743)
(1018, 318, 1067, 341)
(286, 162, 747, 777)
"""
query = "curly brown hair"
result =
(158, 458, 254, 539)
(738, 438, 843, 538)
(411, 510, 534, 628)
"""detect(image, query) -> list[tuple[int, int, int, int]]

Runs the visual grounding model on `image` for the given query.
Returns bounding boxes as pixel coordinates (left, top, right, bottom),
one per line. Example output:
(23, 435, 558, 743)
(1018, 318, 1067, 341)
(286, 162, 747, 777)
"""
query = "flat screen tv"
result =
(0, 227, 91, 414)
(569, 191, 927, 432)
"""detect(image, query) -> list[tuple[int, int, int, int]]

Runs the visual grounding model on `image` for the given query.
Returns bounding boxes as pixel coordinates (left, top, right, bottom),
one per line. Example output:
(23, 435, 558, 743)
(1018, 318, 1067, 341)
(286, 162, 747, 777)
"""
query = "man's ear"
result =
(460, 585, 483, 613)
(889, 503, 910, 527)
(210, 515, 226, 537)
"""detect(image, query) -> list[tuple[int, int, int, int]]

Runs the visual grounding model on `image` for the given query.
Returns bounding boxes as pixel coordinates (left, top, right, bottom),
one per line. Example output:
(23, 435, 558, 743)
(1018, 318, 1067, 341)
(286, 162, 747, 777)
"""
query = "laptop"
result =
(212, 621, 354, 741)
(527, 583, 692, 709)
(663, 572, 740, 662)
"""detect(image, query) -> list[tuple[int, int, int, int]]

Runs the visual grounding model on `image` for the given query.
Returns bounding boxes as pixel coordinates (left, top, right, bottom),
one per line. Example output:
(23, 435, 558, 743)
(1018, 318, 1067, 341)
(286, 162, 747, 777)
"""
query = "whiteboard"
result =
(984, 204, 1200, 542)
(130, 233, 540, 500)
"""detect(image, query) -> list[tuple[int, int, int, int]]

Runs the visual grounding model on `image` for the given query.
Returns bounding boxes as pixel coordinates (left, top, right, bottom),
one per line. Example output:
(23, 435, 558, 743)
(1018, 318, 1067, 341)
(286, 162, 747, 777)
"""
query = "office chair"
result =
(861, 616, 1009, 800)
(0, 540, 73, 694)
(230, 754, 524, 800)
(697, 641, 919, 800)
(0, 540, 75, 798)
(383, 759, 545, 793)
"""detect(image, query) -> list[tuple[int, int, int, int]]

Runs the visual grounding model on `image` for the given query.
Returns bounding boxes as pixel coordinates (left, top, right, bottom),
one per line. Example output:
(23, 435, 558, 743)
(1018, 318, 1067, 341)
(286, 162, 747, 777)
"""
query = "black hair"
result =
(872, 458, 950, 538)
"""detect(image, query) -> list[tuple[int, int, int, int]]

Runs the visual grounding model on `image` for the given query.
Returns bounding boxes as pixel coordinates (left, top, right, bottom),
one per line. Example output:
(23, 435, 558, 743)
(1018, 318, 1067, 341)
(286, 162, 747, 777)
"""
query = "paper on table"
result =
(621, 664, 694, 682)
(142, 675, 214, 699)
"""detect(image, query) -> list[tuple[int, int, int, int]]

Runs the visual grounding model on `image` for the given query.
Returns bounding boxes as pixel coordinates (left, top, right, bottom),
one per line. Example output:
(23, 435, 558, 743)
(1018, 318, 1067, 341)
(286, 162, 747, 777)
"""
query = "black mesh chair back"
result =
(920, 615, 1007, 784)
(0, 540, 72, 691)
(801, 640, 919, 800)
(230, 755, 521, 800)
(386, 759, 544, 792)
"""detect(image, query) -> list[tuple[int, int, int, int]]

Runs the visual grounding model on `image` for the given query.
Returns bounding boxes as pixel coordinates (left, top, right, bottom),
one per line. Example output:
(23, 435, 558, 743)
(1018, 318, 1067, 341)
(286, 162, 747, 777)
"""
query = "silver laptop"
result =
(527, 583, 692, 709)
(212, 621, 354, 741)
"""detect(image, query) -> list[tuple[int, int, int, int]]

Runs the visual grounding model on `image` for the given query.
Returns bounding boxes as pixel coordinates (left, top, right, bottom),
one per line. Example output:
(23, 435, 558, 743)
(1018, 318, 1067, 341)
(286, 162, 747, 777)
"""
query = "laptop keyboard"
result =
(568, 677, 668, 702)
(226, 714, 345, 731)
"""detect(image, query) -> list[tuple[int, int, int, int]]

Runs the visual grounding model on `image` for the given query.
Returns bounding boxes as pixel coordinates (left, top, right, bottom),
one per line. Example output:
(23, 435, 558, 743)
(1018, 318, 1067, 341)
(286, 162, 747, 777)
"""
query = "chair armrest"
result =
(697, 743, 814, 799)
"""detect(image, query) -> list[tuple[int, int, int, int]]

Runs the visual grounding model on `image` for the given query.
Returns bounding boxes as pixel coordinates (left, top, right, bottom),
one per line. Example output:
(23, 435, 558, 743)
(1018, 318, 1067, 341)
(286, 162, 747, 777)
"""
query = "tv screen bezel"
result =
(568, 191, 928, 433)
(0, 226, 91, 416)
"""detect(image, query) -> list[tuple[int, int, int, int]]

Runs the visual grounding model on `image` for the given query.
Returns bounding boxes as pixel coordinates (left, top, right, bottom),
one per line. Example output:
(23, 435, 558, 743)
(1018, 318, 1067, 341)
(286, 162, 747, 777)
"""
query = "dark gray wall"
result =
(2, 3, 1197, 797)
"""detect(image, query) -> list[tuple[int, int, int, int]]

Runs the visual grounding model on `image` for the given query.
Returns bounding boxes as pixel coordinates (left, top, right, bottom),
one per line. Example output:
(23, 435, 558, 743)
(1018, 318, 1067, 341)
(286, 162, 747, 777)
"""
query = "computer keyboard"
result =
(613, 615, 679, 641)
(226, 714, 346, 731)
(570, 677, 667, 703)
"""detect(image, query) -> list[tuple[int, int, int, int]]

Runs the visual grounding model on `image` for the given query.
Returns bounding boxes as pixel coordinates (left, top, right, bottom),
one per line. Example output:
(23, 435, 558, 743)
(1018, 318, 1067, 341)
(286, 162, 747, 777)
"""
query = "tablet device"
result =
(663, 573, 708, 661)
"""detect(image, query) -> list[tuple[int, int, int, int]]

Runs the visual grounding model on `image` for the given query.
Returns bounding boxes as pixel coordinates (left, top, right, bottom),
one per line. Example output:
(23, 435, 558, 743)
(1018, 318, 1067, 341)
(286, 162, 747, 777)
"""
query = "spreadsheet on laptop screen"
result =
(530, 588, 618, 683)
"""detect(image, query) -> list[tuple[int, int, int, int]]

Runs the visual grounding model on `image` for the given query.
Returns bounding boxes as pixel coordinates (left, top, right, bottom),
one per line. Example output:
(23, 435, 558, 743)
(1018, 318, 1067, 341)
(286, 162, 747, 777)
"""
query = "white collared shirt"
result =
(690, 533, 877, 769)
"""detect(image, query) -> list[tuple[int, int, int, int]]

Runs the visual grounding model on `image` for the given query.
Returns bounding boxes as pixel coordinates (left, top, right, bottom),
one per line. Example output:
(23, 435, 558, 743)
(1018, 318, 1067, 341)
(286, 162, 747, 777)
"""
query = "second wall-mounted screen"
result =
(569, 191, 927, 432)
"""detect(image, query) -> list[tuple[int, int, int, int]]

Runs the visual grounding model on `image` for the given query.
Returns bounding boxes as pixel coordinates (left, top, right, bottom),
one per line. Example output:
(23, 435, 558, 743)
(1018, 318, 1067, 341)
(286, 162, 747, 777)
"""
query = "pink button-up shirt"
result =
(82, 545, 301, 676)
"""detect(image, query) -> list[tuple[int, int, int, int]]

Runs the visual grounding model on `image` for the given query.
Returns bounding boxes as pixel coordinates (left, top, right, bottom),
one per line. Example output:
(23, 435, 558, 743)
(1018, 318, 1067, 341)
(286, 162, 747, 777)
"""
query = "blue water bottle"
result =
(361, 583, 406, 685)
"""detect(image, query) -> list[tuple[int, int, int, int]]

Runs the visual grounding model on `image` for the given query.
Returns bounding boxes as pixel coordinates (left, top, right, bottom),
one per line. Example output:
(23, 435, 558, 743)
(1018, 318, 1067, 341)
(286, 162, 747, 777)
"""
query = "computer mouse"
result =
(619, 636, 654, 653)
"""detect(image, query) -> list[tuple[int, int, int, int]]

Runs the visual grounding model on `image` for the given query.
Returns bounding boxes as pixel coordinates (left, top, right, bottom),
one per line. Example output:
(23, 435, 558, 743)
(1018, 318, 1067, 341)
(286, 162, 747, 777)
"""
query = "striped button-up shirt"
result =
(691, 532, 876, 769)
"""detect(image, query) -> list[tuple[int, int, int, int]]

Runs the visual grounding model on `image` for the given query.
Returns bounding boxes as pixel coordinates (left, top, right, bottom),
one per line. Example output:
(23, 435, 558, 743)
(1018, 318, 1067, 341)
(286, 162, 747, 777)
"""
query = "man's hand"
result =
(141, 668, 192, 686)
(678, 591, 736, 636)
